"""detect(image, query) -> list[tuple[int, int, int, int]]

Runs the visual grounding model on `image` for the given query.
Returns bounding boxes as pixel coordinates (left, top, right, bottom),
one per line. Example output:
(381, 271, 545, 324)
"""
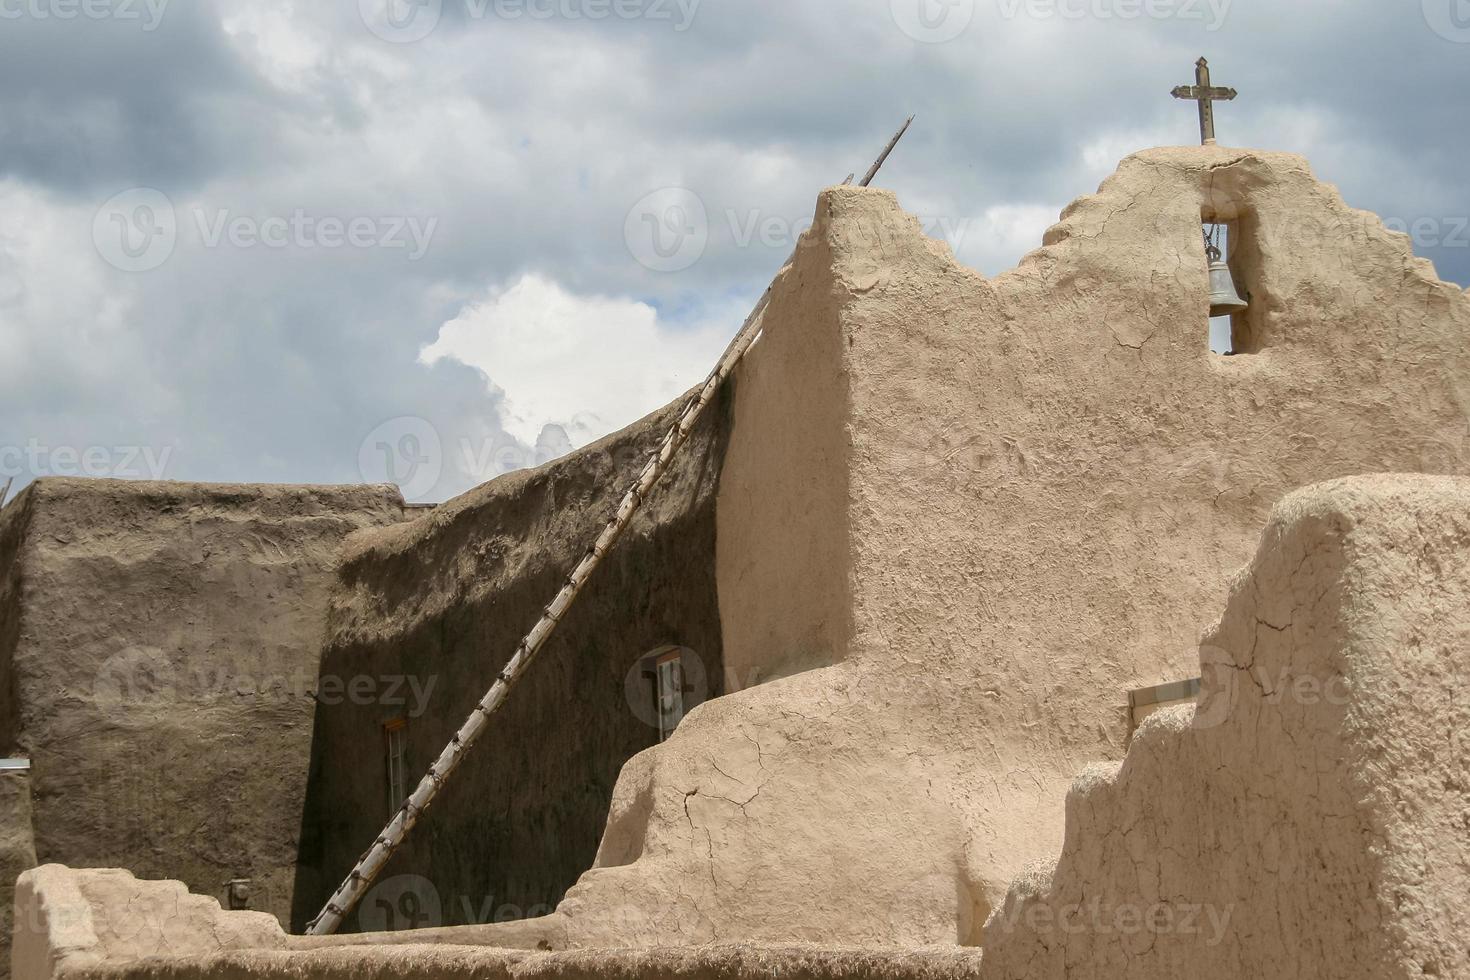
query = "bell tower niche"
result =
(1200, 213, 1255, 355)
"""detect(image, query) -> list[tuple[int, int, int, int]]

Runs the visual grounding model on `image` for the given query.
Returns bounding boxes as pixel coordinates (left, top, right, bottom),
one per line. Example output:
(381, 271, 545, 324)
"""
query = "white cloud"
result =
(951, 203, 1062, 277)
(1080, 128, 1174, 181)
(0, 181, 164, 404)
(219, 0, 331, 92)
(419, 274, 730, 447)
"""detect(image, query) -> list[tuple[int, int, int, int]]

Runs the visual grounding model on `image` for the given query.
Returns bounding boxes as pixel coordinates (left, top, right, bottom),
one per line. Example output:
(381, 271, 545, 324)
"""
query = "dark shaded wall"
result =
(0, 480, 406, 932)
(295, 390, 729, 933)
(0, 496, 35, 980)
(0, 494, 28, 755)
(0, 769, 35, 980)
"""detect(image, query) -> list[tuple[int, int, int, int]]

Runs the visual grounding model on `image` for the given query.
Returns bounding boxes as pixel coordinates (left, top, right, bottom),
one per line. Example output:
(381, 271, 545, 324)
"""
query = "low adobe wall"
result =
(979, 475, 1470, 979)
(0, 479, 406, 941)
(13, 864, 983, 980)
(17, 475, 1468, 979)
(0, 770, 37, 980)
(12, 866, 286, 980)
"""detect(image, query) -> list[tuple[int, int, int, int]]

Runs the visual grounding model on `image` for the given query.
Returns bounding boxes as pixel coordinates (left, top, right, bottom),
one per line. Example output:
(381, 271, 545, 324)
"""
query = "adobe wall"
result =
(422, 146, 1470, 948)
(15, 863, 982, 980)
(715, 222, 853, 691)
(20, 475, 1468, 979)
(12, 866, 286, 980)
(0, 498, 34, 980)
(0, 499, 24, 753)
(295, 391, 730, 933)
(979, 475, 1470, 979)
(0, 479, 406, 941)
(0, 771, 37, 980)
(828, 144, 1470, 917)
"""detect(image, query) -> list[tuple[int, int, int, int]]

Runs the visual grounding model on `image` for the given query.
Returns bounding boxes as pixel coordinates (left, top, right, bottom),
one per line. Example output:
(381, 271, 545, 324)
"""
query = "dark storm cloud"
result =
(0, 5, 269, 193)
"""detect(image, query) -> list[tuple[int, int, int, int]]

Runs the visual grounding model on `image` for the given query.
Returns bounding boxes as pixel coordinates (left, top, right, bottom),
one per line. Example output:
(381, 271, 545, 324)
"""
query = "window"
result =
(384, 718, 408, 819)
(1126, 678, 1202, 741)
(654, 649, 685, 742)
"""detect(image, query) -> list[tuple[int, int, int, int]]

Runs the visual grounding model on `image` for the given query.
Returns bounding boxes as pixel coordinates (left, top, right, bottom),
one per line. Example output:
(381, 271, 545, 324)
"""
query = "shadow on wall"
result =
(289, 387, 732, 934)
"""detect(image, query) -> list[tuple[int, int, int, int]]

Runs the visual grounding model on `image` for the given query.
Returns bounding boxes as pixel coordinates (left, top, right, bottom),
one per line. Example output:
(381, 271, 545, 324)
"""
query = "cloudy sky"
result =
(2, 0, 1467, 502)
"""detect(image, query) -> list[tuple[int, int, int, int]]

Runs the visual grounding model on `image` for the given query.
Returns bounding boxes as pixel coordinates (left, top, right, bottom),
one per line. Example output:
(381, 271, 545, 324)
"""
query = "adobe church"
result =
(3, 139, 1468, 979)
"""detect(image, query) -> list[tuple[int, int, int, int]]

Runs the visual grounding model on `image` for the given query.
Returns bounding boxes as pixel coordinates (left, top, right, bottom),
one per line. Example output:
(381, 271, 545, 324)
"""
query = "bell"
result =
(1207, 246, 1249, 317)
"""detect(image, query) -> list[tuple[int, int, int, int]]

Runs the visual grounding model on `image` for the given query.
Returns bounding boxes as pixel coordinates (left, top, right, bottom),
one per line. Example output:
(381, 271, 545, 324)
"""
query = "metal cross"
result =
(1172, 57, 1237, 146)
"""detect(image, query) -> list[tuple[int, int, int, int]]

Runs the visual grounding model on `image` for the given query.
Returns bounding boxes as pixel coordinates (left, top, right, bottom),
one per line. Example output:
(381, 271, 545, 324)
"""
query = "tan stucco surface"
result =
(979, 474, 1470, 979)
(12, 866, 286, 980)
(15, 864, 982, 980)
(715, 226, 853, 692)
(437, 145, 1470, 948)
(0, 480, 406, 935)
